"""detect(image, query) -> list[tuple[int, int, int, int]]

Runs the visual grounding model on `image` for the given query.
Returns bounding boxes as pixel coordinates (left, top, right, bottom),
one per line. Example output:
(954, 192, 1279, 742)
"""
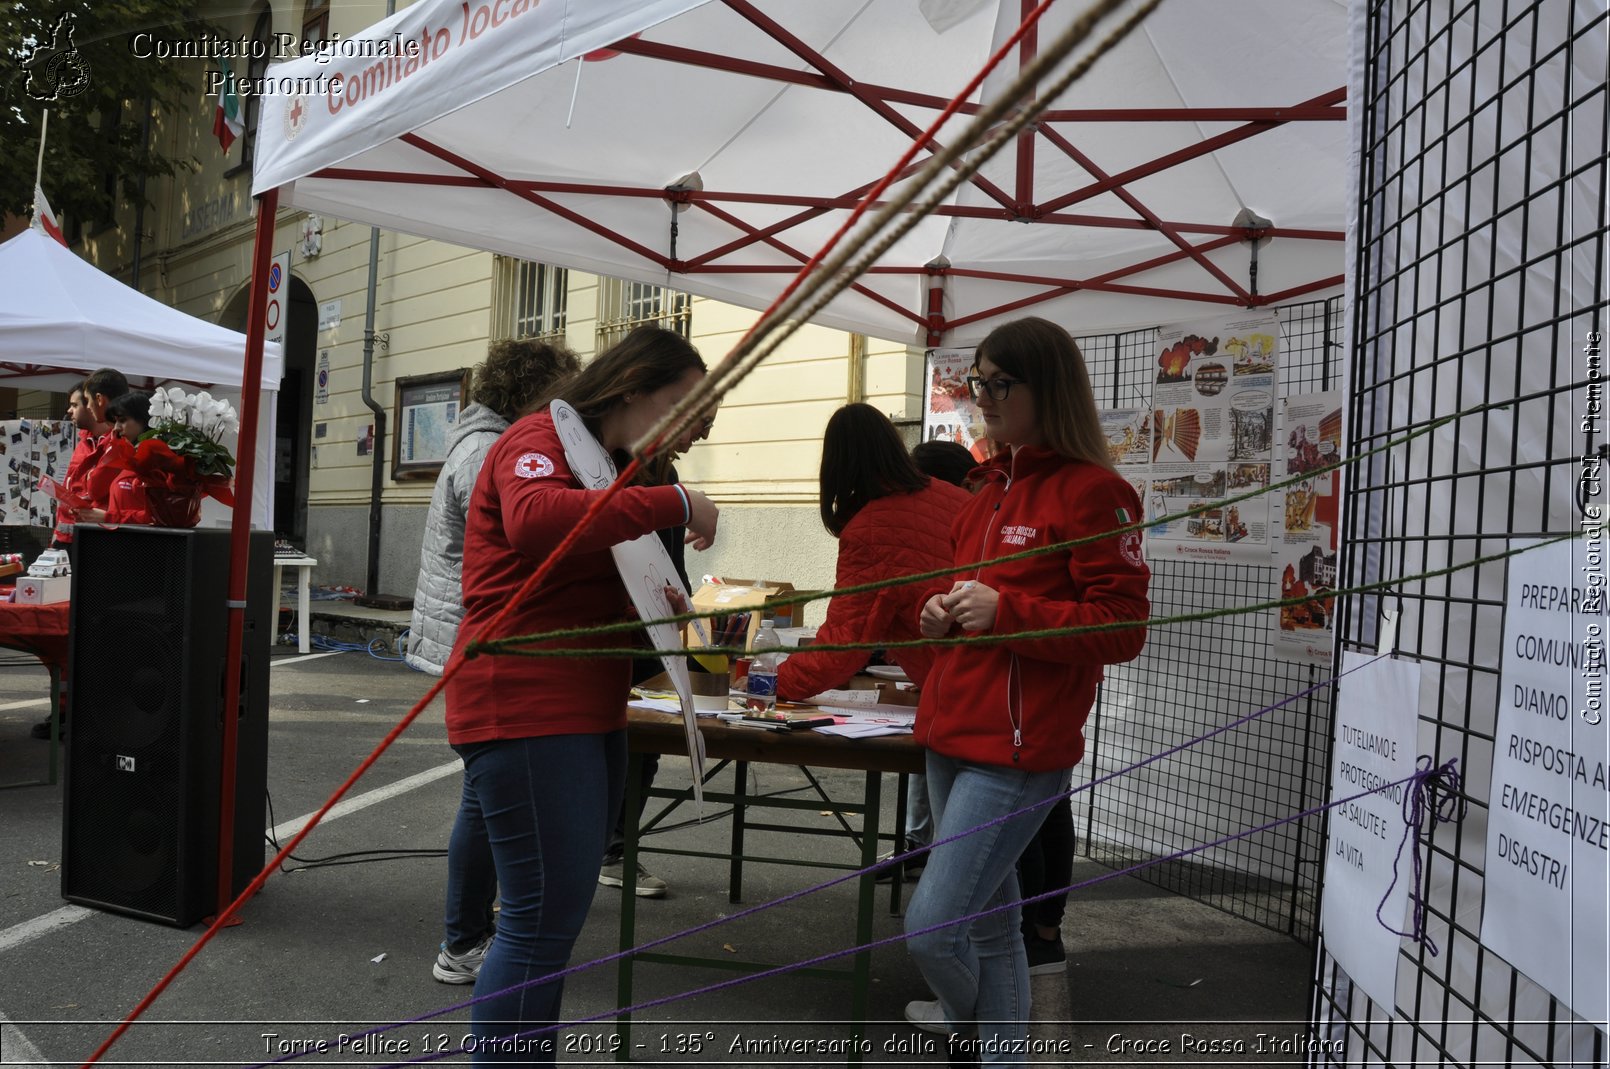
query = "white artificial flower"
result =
(149, 391, 171, 420)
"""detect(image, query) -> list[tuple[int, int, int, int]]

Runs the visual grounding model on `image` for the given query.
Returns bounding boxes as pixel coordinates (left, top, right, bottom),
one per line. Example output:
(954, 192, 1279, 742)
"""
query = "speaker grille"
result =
(62, 528, 271, 927)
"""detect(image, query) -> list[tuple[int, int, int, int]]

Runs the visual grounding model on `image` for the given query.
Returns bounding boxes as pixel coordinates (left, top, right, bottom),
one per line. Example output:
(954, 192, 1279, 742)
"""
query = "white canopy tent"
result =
(0, 228, 282, 529)
(251, 0, 1348, 346)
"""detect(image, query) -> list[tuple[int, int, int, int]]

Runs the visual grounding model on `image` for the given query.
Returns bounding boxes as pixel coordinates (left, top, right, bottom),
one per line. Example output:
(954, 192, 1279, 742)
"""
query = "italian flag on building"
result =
(213, 58, 244, 151)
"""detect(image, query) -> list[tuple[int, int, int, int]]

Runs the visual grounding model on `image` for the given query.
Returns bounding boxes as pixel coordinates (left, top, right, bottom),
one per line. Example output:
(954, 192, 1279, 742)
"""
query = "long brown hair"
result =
(472, 339, 581, 422)
(973, 316, 1114, 471)
(819, 403, 928, 536)
(556, 327, 705, 426)
(555, 326, 705, 481)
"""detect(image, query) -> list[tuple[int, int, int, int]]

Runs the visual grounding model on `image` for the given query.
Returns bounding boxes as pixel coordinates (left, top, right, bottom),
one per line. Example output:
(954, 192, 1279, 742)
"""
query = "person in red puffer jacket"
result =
(903, 317, 1150, 1062)
(776, 403, 970, 702)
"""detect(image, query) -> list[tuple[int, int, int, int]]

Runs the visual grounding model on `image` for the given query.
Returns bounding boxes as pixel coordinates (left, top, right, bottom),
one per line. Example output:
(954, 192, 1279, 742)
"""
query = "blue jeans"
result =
(905, 772, 933, 847)
(444, 770, 499, 951)
(905, 752, 1070, 1067)
(454, 732, 626, 1065)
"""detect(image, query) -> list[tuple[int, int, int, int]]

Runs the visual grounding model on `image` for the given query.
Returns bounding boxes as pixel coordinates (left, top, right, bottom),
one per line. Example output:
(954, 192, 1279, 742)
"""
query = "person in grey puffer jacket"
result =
(412, 339, 581, 988)
(405, 339, 581, 675)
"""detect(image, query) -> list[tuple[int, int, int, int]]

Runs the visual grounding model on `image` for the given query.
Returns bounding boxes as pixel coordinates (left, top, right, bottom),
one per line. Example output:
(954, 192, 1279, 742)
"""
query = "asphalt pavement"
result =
(1, 646, 1312, 1067)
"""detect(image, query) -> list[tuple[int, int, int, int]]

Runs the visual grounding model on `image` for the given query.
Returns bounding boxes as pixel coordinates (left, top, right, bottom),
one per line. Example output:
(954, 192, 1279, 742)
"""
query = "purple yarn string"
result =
(1374, 755, 1466, 954)
(244, 652, 1395, 1069)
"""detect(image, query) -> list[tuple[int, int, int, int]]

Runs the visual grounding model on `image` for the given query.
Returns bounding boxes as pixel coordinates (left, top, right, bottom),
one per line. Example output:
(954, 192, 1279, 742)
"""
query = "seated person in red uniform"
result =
(102, 391, 152, 525)
(775, 403, 970, 702)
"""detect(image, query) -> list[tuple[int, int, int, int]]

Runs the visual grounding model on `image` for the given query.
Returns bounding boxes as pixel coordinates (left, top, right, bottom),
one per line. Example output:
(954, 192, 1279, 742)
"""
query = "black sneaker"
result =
(1024, 930, 1066, 976)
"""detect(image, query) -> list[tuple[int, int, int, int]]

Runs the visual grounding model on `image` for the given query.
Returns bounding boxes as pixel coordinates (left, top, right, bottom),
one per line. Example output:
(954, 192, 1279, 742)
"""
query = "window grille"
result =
(492, 256, 568, 343)
(596, 277, 691, 348)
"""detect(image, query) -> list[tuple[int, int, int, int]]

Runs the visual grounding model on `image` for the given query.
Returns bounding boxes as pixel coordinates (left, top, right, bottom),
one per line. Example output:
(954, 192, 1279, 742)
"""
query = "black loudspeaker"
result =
(62, 527, 273, 927)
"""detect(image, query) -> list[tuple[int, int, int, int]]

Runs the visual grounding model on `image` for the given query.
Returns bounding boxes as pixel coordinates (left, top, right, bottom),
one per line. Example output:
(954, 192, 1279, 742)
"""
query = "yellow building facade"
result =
(70, 0, 929, 613)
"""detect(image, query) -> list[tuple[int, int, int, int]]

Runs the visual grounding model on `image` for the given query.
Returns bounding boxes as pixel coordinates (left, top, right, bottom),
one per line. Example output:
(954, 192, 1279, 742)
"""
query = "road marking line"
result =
(270, 759, 460, 842)
(0, 1009, 48, 1065)
(0, 905, 93, 955)
(0, 761, 461, 958)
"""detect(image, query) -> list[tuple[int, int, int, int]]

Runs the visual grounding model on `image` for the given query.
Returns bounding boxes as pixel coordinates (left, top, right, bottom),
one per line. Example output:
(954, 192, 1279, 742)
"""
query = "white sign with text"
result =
(1321, 650, 1420, 1010)
(1482, 538, 1608, 1033)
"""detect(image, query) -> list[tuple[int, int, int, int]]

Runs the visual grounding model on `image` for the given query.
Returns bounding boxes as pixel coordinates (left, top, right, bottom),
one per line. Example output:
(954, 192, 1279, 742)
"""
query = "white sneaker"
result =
(431, 933, 491, 984)
(904, 999, 950, 1035)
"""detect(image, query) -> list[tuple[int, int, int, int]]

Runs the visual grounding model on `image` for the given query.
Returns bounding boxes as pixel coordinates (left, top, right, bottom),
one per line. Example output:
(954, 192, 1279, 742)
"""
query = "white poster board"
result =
(1481, 538, 1609, 1032)
(1144, 312, 1279, 564)
(1321, 650, 1420, 1009)
(1271, 390, 1344, 665)
(0, 418, 80, 527)
(550, 401, 706, 805)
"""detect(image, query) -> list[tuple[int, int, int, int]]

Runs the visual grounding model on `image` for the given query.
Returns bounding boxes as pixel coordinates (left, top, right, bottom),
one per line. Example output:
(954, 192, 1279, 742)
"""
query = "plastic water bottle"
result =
(746, 616, 780, 713)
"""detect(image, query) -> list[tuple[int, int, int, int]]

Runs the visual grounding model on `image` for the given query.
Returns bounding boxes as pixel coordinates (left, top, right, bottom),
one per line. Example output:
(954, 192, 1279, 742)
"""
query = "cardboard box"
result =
(14, 575, 69, 604)
(689, 579, 808, 651)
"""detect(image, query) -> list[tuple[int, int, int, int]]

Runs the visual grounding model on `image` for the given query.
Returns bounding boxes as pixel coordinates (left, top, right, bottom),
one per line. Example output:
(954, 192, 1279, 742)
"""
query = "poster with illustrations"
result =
(1271, 390, 1343, 664)
(1142, 313, 1278, 564)
(923, 348, 999, 462)
(0, 419, 81, 528)
(1101, 407, 1151, 554)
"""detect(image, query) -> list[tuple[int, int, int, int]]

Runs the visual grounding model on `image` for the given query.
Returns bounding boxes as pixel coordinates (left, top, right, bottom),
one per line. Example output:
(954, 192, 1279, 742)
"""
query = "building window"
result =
(493, 256, 568, 342)
(227, 8, 272, 176)
(301, 0, 330, 46)
(597, 277, 691, 348)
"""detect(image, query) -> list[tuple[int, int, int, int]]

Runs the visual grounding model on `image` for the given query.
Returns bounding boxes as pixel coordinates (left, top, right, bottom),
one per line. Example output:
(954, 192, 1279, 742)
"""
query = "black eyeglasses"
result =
(965, 375, 1025, 402)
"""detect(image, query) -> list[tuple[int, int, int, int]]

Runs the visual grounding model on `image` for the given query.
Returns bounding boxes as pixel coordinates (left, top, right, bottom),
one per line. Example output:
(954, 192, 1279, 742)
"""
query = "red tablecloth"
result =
(0, 601, 71, 675)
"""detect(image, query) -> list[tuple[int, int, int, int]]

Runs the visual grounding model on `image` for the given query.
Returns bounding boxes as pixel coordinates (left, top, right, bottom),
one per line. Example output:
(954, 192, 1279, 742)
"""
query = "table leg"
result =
(728, 761, 748, 903)
(850, 770, 882, 1066)
(48, 667, 60, 786)
(273, 565, 283, 646)
(890, 771, 910, 915)
(616, 752, 644, 1062)
(297, 565, 311, 654)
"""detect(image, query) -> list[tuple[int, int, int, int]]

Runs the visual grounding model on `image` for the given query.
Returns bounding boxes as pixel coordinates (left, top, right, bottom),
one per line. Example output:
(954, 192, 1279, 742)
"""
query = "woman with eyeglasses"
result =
(444, 326, 718, 1064)
(904, 317, 1150, 1064)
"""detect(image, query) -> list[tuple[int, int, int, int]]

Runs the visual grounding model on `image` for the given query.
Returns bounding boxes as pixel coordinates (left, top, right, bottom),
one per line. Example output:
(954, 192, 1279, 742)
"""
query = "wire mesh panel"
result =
(1313, 1, 1608, 1065)
(1073, 297, 1341, 941)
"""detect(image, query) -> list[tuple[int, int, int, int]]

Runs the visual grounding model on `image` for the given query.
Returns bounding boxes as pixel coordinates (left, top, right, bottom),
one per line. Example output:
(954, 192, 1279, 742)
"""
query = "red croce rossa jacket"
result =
(445, 411, 685, 746)
(916, 446, 1150, 772)
(776, 476, 972, 700)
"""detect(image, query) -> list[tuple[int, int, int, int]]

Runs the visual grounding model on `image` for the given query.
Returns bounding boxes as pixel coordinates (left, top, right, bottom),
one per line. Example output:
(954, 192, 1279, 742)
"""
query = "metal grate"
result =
(1071, 297, 1342, 941)
(491, 255, 568, 343)
(1312, 1, 1608, 1065)
(596, 277, 692, 349)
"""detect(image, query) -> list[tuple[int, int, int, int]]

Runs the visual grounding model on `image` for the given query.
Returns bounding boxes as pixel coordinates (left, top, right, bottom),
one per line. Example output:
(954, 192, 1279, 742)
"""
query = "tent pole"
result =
(925, 258, 949, 347)
(216, 186, 279, 919)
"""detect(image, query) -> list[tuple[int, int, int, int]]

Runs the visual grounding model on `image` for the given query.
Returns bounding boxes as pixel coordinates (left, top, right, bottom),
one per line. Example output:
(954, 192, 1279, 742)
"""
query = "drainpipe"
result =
(352, 2, 411, 611)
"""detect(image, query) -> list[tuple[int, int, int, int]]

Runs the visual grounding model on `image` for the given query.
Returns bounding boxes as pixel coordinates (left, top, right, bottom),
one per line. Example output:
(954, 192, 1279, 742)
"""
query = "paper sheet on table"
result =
(814, 721, 914, 738)
(554, 399, 705, 808)
(628, 697, 682, 714)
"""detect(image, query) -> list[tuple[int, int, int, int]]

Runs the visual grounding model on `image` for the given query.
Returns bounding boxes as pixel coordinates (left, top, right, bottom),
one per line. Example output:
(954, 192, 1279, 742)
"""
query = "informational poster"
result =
(1272, 390, 1344, 665)
(1101, 407, 1150, 550)
(1321, 650, 1420, 1010)
(1143, 313, 1278, 563)
(922, 348, 998, 462)
(0, 418, 80, 527)
(550, 400, 707, 805)
(1481, 538, 1608, 1032)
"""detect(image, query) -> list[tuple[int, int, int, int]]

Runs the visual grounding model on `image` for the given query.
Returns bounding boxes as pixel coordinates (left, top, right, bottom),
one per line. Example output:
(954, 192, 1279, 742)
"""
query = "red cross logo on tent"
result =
(285, 96, 308, 140)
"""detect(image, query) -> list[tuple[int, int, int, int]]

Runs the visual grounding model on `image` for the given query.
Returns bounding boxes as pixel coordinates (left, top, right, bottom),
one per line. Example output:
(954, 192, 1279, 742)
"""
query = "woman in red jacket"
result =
(444, 327, 718, 1064)
(776, 403, 970, 702)
(904, 317, 1150, 1063)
